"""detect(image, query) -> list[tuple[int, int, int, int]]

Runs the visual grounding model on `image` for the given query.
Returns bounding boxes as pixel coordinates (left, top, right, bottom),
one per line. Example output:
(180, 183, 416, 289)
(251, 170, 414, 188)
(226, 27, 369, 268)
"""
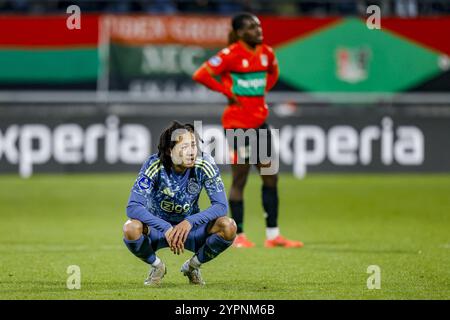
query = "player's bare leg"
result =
(256, 163, 303, 248)
(123, 219, 167, 286)
(181, 217, 237, 285)
(229, 163, 255, 247)
(208, 216, 238, 240)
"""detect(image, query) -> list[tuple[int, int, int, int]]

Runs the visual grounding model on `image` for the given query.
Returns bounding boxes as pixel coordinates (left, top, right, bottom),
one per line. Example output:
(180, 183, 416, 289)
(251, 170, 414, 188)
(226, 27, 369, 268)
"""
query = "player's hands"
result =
(227, 94, 242, 108)
(223, 87, 241, 107)
(143, 224, 149, 236)
(164, 227, 174, 247)
(169, 220, 192, 255)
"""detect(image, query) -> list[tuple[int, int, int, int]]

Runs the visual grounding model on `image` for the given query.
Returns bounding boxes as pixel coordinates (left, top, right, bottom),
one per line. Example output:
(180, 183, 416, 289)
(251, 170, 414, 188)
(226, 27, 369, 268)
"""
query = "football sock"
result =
(266, 227, 280, 240)
(262, 185, 279, 228)
(189, 255, 202, 268)
(123, 235, 157, 265)
(229, 200, 244, 233)
(152, 257, 162, 267)
(196, 234, 233, 264)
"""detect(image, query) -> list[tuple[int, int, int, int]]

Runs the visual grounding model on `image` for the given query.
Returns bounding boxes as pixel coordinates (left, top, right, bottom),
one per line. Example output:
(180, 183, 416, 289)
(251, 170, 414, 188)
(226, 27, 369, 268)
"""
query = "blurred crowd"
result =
(0, 0, 449, 16)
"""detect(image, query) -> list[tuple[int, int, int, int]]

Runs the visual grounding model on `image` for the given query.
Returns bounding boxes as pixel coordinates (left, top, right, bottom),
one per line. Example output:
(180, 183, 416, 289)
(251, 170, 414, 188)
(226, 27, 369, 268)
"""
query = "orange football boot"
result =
(232, 233, 256, 248)
(264, 235, 304, 248)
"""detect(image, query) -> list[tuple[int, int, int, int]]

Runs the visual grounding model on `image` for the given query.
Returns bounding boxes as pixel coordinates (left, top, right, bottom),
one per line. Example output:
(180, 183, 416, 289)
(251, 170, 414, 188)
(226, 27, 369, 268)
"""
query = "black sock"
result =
(262, 186, 278, 228)
(229, 200, 244, 233)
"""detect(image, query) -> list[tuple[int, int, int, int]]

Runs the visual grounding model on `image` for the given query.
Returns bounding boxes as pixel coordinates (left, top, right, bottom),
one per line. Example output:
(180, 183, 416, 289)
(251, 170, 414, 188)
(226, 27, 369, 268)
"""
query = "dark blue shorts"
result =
(148, 222, 211, 253)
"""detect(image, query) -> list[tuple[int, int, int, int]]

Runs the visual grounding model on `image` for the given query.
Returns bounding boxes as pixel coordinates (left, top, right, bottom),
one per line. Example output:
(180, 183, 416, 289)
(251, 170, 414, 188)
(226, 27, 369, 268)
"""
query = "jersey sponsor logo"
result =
(231, 71, 267, 96)
(260, 54, 268, 67)
(237, 78, 266, 89)
(187, 178, 201, 195)
(160, 199, 190, 214)
(161, 200, 174, 212)
(208, 56, 222, 67)
(137, 176, 151, 190)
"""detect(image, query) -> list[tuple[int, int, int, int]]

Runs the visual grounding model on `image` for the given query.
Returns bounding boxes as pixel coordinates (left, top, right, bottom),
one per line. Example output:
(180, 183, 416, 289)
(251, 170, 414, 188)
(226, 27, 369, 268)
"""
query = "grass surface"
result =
(0, 173, 449, 299)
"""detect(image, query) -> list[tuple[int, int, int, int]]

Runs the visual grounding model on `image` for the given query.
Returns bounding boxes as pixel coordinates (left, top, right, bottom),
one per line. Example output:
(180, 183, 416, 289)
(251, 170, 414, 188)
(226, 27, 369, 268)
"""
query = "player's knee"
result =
(215, 216, 237, 241)
(123, 219, 143, 240)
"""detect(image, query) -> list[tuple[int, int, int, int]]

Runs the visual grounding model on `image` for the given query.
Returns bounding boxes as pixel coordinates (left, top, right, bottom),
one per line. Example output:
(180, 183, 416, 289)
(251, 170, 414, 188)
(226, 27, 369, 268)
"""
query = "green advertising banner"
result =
(0, 15, 100, 89)
(274, 18, 445, 92)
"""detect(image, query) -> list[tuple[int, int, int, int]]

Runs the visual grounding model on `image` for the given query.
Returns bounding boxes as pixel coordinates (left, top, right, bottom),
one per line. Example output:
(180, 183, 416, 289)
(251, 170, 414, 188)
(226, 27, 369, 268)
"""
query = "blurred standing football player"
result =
(193, 13, 303, 248)
(123, 122, 236, 286)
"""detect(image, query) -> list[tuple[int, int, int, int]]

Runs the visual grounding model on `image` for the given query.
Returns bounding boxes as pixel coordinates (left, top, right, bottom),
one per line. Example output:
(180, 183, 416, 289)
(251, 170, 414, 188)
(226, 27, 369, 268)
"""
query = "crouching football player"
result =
(122, 121, 237, 286)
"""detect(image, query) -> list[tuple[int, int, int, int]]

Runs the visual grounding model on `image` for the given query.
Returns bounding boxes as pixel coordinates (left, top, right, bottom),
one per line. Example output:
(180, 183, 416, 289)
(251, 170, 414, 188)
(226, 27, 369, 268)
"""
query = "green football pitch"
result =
(0, 173, 449, 300)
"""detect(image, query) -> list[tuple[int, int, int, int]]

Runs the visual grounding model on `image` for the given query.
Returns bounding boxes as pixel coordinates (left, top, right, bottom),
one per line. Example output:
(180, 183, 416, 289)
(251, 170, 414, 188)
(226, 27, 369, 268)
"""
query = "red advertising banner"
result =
(104, 15, 230, 47)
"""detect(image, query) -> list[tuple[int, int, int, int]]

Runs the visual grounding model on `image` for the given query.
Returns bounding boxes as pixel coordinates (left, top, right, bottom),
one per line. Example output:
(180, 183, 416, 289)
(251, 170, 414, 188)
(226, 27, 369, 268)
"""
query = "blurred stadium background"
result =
(1, 0, 450, 177)
(0, 0, 449, 299)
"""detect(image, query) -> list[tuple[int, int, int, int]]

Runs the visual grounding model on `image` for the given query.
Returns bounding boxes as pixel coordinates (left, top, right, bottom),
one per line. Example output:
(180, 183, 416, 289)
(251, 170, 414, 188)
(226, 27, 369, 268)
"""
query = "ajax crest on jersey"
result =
(242, 59, 249, 68)
(260, 54, 268, 67)
(188, 179, 201, 195)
